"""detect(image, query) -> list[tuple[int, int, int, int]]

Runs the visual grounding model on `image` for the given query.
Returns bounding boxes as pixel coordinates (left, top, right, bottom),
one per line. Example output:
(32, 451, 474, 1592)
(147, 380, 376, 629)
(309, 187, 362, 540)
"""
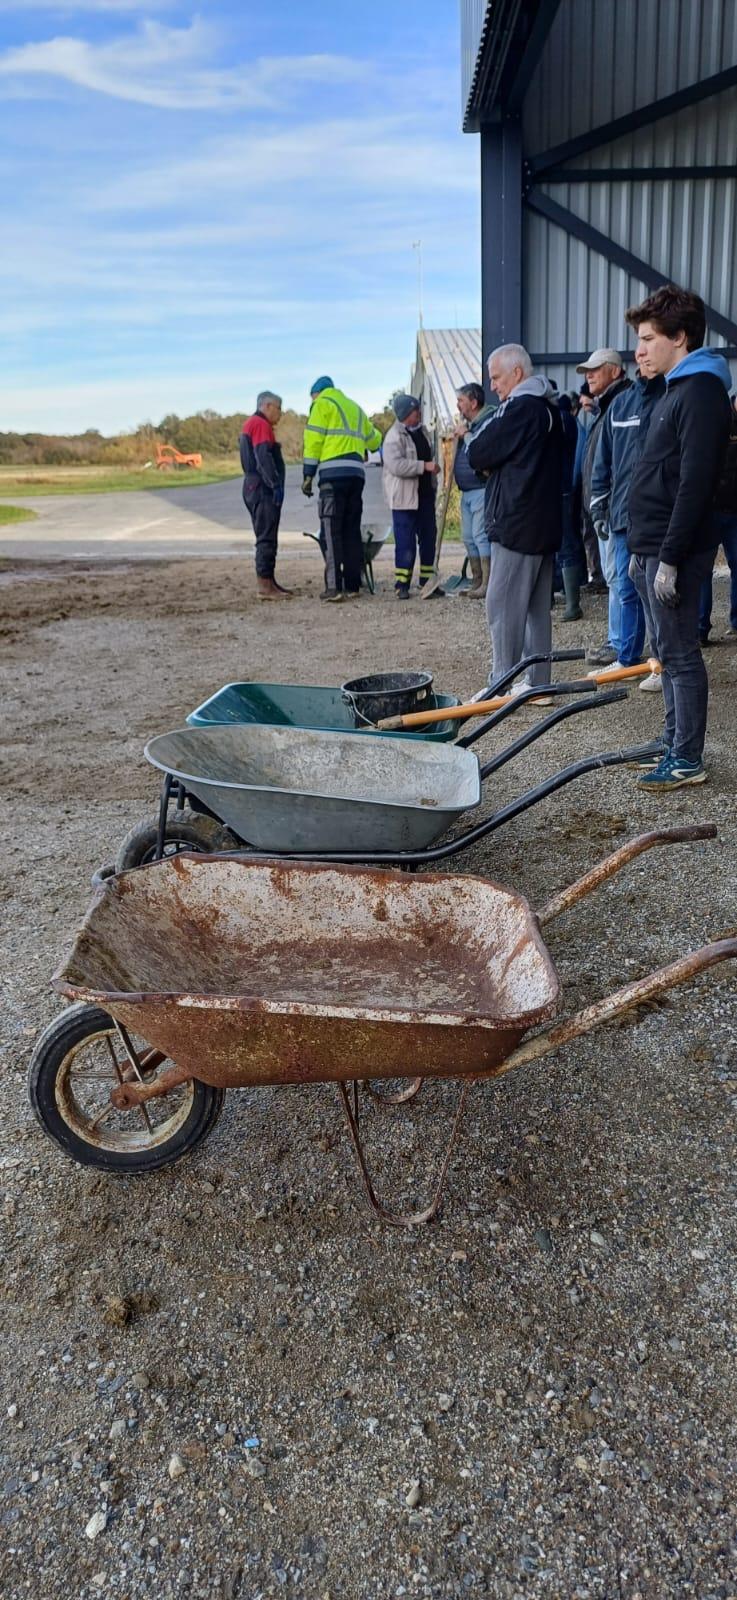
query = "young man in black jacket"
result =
(468, 343, 563, 693)
(625, 285, 732, 790)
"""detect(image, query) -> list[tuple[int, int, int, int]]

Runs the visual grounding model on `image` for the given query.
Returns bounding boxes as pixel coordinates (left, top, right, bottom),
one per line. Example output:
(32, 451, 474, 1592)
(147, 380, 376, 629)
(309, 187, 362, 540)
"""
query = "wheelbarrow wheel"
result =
(115, 810, 238, 873)
(28, 1003, 225, 1173)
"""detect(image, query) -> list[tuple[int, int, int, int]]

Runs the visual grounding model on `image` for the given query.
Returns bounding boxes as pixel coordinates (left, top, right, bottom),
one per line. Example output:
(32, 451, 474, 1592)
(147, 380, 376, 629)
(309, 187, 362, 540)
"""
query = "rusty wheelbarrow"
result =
(29, 825, 736, 1224)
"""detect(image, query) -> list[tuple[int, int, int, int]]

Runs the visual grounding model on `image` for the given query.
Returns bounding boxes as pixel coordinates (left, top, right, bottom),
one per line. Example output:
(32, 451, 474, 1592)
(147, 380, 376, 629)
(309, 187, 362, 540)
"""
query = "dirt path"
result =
(2, 554, 736, 1600)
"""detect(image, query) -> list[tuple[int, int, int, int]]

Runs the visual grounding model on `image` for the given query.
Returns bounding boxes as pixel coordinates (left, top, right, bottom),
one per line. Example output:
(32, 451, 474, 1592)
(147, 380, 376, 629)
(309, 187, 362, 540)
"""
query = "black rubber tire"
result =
(28, 1003, 225, 1173)
(115, 810, 238, 873)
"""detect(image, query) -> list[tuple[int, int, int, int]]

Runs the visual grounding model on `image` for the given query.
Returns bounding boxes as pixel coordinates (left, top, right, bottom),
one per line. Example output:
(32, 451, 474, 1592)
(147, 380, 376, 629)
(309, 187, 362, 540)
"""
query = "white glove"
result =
(593, 519, 608, 542)
(653, 562, 678, 608)
(628, 553, 638, 582)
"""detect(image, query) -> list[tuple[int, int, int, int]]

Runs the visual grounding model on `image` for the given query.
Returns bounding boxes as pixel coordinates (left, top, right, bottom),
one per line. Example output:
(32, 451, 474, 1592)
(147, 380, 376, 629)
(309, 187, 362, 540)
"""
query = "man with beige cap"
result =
(576, 347, 630, 664)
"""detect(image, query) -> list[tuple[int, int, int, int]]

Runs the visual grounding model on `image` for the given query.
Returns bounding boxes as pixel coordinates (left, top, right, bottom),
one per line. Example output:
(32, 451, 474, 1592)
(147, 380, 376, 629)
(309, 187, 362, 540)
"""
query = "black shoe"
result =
(395, 585, 410, 600)
(320, 589, 345, 603)
(699, 633, 712, 647)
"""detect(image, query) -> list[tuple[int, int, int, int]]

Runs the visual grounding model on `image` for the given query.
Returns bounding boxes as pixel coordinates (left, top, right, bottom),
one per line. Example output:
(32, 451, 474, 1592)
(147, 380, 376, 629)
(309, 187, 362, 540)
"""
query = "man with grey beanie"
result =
(382, 394, 439, 597)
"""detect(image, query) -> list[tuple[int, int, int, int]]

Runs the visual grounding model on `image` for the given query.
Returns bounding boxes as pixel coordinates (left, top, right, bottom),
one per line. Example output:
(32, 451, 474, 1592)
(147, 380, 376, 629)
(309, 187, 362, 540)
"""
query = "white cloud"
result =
(0, 18, 369, 110)
(89, 115, 476, 212)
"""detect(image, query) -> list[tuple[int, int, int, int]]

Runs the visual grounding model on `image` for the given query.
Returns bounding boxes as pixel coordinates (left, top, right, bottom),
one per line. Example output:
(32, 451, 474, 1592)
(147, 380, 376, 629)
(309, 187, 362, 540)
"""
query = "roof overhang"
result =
(463, 0, 563, 131)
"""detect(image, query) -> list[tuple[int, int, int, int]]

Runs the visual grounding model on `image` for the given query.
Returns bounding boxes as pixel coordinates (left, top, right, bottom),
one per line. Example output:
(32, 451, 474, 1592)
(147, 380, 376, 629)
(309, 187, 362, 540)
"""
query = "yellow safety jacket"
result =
(303, 387, 382, 483)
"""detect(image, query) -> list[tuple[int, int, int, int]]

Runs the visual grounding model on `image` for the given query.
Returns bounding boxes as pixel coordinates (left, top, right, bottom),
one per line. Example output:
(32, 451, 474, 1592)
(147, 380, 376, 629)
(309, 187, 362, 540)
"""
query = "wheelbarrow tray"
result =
(53, 855, 560, 1088)
(144, 725, 481, 853)
(187, 682, 460, 742)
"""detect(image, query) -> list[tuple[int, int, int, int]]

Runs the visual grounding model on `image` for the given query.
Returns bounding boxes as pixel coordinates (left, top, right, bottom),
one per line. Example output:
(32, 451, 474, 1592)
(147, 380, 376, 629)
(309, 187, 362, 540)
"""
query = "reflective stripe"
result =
(306, 424, 329, 436)
(612, 418, 640, 428)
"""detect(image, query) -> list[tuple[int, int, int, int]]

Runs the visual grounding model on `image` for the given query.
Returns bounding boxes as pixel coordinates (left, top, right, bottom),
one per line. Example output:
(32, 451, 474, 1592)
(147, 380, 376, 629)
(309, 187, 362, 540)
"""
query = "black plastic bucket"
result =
(341, 670, 434, 727)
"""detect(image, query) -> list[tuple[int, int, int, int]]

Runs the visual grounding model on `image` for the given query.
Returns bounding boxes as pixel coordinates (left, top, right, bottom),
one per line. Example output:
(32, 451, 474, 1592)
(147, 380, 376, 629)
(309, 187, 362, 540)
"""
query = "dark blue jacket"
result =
(590, 375, 665, 533)
(454, 404, 495, 492)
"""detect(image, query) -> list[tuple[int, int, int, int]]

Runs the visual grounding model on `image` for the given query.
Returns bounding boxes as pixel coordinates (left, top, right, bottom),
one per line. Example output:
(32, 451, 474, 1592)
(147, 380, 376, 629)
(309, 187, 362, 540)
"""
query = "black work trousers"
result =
(318, 477, 363, 593)
(243, 477, 281, 578)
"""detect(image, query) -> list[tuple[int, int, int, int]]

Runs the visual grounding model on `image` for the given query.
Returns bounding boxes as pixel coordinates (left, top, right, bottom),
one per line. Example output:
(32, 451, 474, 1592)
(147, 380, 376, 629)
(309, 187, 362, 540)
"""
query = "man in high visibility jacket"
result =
(302, 375, 383, 601)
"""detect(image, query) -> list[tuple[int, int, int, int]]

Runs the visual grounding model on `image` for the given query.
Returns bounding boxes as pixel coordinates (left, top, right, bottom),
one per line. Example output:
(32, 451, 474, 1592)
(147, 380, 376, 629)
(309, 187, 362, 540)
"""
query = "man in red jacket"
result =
(240, 390, 290, 600)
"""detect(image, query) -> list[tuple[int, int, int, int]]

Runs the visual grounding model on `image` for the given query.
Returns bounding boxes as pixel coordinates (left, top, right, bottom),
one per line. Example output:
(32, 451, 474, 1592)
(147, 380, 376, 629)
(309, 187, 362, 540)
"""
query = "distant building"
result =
(411, 328, 482, 483)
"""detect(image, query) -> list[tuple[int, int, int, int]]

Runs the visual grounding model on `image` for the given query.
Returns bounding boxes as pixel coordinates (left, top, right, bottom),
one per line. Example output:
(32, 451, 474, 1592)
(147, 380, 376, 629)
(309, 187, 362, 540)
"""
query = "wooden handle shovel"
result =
(419, 439, 458, 600)
(376, 660, 661, 731)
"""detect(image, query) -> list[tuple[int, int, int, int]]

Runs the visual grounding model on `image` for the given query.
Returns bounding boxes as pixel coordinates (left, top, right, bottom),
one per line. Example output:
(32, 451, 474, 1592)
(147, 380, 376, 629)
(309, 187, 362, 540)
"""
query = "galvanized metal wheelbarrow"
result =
(30, 826, 736, 1224)
(132, 680, 655, 870)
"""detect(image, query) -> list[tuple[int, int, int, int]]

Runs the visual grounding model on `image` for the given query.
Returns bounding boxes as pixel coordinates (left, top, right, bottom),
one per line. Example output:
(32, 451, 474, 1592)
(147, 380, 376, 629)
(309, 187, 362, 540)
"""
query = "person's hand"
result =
(424, 461, 439, 474)
(301, 476, 314, 498)
(654, 561, 678, 607)
(272, 485, 284, 507)
(453, 422, 468, 439)
(593, 518, 608, 541)
(628, 553, 638, 582)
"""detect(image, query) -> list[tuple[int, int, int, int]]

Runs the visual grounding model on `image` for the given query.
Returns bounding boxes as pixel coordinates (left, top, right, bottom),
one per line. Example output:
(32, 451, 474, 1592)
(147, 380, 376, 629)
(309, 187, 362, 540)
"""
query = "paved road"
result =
(0, 465, 388, 562)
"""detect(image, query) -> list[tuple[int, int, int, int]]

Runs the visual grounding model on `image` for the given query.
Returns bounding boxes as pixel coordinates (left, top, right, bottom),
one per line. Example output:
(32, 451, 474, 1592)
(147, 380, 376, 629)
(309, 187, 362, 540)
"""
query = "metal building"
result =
(411, 327, 482, 441)
(461, 0, 737, 392)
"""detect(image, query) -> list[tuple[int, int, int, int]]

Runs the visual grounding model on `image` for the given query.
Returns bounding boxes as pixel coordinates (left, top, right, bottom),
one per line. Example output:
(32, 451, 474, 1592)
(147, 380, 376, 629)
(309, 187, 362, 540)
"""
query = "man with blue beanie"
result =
(302, 376, 382, 602)
(625, 284, 732, 791)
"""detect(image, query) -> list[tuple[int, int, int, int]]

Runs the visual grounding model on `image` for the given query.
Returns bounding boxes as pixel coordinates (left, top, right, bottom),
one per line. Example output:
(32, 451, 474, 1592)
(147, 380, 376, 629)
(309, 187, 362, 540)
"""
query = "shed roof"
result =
(415, 328, 482, 434)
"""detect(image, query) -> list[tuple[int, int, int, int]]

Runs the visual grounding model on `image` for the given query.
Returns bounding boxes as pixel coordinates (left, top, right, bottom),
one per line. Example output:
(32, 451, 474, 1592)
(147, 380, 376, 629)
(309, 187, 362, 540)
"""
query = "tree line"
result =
(0, 406, 396, 468)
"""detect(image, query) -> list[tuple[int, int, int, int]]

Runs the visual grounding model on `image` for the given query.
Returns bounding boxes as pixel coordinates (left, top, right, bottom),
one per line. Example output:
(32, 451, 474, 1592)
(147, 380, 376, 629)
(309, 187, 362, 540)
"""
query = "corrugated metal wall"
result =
(521, 0, 737, 392)
(460, 0, 491, 112)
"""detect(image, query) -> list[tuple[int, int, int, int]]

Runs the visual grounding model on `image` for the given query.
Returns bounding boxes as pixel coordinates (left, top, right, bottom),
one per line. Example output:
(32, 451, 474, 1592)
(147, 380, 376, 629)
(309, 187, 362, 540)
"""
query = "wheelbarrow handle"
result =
(482, 649, 586, 700)
(460, 679, 620, 750)
(479, 688, 627, 779)
(475, 938, 737, 1082)
(537, 825, 718, 925)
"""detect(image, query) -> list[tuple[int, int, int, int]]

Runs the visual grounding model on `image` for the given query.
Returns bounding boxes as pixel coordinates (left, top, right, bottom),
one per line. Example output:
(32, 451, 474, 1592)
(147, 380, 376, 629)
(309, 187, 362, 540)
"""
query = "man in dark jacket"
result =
(576, 349, 630, 662)
(625, 285, 732, 790)
(454, 382, 494, 598)
(590, 362, 665, 679)
(240, 390, 289, 600)
(468, 343, 563, 692)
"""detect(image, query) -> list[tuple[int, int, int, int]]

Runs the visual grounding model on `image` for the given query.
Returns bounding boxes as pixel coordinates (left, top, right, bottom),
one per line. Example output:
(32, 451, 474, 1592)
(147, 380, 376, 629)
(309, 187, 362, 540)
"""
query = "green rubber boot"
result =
(562, 566, 583, 622)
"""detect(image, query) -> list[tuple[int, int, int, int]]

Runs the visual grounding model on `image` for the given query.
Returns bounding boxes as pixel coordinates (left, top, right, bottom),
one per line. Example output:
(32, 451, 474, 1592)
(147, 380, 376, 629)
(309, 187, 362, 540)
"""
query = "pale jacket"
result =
(382, 420, 432, 510)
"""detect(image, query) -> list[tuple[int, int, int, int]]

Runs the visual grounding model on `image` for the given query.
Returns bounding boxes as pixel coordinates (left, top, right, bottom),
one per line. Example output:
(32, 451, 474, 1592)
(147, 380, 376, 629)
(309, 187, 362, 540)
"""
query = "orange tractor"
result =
(155, 443, 202, 470)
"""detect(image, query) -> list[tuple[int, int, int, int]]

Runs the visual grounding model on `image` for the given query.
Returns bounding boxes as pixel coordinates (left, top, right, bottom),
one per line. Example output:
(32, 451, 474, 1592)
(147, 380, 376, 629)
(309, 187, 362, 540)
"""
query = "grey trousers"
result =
(485, 545, 554, 687)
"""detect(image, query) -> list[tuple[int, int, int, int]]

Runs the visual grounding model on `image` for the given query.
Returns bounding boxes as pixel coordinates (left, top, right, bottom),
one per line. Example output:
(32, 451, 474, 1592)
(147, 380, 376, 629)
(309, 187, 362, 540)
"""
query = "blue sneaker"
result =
(637, 752, 707, 790)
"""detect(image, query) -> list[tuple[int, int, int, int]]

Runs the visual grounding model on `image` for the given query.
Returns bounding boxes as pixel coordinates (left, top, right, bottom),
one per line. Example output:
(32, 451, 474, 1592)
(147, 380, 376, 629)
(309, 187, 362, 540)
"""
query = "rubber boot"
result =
(462, 555, 483, 597)
(469, 554, 490, 600)
(562, 566, 583, 621)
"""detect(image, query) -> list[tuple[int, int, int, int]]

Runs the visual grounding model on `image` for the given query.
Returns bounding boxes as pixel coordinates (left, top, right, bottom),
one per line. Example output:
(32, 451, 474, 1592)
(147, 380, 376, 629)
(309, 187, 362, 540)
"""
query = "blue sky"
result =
(1, 1, 480, 432)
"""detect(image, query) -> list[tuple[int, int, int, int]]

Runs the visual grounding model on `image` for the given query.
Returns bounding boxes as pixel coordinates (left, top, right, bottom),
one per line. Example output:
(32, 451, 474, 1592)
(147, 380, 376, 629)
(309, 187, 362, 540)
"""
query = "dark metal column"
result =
(480, 118, 522, 391)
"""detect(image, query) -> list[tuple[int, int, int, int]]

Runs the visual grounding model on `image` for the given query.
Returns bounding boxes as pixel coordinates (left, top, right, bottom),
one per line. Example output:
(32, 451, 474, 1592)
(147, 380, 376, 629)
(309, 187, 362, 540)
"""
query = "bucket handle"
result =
(341, 686, 438, 729)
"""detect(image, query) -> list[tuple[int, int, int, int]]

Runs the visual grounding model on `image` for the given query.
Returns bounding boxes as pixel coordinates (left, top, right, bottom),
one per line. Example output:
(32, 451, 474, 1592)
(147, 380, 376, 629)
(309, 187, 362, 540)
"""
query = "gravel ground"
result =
(2, 552, 736, 1600)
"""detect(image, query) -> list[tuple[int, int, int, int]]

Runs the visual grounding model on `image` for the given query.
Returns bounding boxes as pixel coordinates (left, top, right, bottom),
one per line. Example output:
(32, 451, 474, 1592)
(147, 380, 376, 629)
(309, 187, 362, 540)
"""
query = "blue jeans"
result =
(460, 488, 490, 560)
(632, 550, 713, 761)
(598, 531, 621, 650)
(612, 529, 645, 666)
(698, 513, 737, 636)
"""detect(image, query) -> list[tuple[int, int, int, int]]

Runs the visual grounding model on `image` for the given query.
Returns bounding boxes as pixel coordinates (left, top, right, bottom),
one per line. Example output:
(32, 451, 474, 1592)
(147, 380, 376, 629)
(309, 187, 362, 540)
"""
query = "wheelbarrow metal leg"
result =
(337, 1078, 473, 1226)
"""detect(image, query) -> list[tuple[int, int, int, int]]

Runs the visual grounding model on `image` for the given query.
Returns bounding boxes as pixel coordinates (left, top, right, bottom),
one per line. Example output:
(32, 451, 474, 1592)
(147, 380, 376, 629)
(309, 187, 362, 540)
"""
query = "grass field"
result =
(0, 503, 38, 524)
(0, 459, 241, 497)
